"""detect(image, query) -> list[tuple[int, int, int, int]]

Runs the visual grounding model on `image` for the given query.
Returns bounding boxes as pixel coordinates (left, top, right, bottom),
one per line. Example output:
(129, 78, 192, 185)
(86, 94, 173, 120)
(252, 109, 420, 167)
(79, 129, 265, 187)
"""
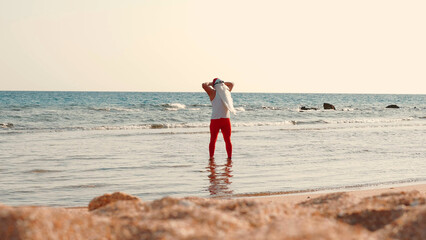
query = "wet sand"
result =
(251, 183, 426, 204)
(1, 184, 425, 239)
(64, 183, 426, 211)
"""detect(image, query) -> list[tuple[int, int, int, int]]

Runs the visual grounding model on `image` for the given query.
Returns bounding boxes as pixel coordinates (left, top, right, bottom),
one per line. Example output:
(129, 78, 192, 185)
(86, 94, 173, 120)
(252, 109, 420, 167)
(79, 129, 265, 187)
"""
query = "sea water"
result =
(0, 91, 425, 206)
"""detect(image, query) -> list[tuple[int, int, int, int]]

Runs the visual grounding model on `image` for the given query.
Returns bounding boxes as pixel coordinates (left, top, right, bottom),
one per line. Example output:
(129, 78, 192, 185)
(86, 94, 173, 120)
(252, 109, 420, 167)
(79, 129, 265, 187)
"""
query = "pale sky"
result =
(0, 0, 425, 94)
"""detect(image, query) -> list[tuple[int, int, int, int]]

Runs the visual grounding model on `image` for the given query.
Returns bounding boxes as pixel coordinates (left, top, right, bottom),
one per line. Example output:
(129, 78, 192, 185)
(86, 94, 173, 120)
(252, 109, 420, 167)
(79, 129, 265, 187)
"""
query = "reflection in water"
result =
(207, 159, 233, 196)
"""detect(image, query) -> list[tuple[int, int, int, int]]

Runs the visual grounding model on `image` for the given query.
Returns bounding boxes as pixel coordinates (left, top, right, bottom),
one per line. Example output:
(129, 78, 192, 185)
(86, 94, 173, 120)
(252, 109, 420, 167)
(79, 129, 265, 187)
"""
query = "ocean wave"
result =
(234, 120, 328, 127)
(294, 120, 328, 125)
(331, 118, 414, 124)
(149, 123, 207, 129)
(62, 183, 109, 189)
(25, 169, 62, 174)
(90, 107, 110, 112)
(234, 121, 296, 127)
(262, 106, 282, 110)
(5, 104, 41, 110)
(88, 122, 210, 130)
(1, 117, 420, 134)
(163, 103, 186, 111)
(234, 118, 417, 127)
(0, 124, 205, 132)
(190, 104, 210, 107)
(88, 107, 139, 112)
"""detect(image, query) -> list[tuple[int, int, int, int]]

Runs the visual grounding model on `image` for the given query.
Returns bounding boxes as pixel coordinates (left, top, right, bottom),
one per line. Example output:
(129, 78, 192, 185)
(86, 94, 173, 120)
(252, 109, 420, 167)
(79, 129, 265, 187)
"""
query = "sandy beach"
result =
(252, 183, 426, 204)
(1, 183, 425, 240)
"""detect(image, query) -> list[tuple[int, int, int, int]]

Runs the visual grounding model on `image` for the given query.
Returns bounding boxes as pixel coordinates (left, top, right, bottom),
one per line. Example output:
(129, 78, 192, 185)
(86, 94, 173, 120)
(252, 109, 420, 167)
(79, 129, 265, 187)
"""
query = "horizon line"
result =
(0, 90, 425, 95)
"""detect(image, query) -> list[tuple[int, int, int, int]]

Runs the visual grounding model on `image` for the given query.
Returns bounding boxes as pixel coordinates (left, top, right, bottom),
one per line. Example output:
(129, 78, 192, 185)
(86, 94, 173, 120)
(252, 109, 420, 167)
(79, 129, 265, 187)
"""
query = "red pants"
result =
(209, 118, 232, 159)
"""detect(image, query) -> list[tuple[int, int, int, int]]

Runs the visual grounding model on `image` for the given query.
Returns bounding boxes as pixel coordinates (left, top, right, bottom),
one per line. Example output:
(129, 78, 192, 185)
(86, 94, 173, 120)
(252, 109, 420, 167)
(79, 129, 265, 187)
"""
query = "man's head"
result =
(213, 78, 219, 85)
(213, 78, 224, 86)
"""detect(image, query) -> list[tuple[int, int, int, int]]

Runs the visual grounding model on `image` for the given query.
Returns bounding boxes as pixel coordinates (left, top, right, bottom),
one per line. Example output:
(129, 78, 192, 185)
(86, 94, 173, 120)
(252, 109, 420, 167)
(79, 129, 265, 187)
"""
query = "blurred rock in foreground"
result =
(0, 191, 425, 240)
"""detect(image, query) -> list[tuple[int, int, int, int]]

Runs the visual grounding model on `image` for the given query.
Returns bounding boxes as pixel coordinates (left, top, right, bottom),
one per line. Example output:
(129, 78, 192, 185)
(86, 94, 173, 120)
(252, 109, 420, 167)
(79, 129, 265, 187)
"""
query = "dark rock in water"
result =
(323, 103, 336, 110)
(0, 123, 14, 128)
(300, 106, 318, 111)
(386, 105, 400, 109)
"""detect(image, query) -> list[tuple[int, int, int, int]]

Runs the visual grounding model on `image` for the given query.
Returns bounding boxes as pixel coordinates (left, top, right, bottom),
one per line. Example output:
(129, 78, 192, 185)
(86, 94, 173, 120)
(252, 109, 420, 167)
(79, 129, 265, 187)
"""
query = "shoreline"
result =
(248, 182, 426, 204)
(2, 182, 415, 210)
(58, 182, 426, 212)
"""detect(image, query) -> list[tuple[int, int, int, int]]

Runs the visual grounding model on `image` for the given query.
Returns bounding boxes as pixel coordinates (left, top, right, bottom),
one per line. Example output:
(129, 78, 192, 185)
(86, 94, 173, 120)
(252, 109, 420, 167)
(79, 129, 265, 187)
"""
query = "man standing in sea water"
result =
(202, 78, 236, 160)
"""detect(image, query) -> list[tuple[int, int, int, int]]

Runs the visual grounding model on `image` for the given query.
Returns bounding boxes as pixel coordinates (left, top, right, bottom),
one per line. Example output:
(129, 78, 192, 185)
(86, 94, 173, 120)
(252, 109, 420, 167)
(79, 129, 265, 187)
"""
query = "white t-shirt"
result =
(211, 93, 230, 119)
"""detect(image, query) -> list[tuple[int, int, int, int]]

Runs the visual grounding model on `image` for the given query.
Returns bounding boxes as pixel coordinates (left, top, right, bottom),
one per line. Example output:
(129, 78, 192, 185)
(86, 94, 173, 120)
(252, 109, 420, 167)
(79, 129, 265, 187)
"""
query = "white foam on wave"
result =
(150, 122, 208, 129)
(90, 125, 149, 130)
(234, 121, 296, 127)
(89, 122, 209, 130)
(233, 117, 417, 128)
(96, 121, 323, 130)
(164, 103, 186, 111)
(113, 107, 140, 112)
(331, 117, 414, 124)
(170, 103, 186, 109)
(262, 106, 281, 110)
(7, 116, 421, 134)
(89, 107, 139, 112)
